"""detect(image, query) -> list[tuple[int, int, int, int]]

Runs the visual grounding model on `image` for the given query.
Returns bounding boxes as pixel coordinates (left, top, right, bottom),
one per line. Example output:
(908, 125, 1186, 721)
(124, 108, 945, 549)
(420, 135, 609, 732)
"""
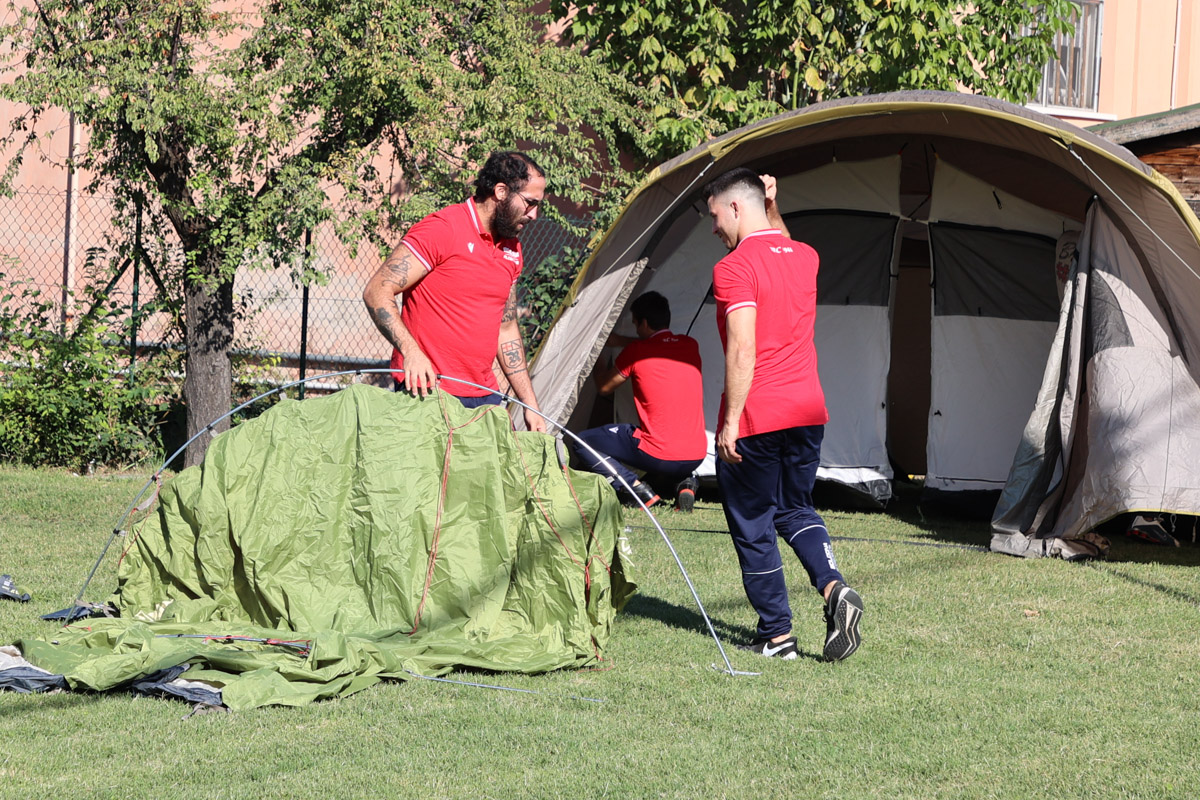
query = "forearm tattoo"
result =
(369, 303, 405, 350)
(369, 304, 395, 334)
(501, 292, 518, 324)
(500, 339, 526, 373)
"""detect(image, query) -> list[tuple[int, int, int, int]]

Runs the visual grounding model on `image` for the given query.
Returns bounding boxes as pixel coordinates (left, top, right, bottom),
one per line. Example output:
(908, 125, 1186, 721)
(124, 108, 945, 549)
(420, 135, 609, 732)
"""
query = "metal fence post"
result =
(129, 197, 142, 374)
(60, 111, 79, 333)
(299, 228, 311, 400)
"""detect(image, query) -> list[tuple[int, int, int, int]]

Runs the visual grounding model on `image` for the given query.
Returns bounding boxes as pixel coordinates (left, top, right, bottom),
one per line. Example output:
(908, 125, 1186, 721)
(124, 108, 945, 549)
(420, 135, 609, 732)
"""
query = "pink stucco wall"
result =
(1052, 0, 1200, 128)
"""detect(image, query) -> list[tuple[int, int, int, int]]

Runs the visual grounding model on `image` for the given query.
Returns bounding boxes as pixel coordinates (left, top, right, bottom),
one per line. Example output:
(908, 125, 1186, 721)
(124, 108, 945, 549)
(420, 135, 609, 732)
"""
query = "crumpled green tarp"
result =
(20, 384, 635, 709)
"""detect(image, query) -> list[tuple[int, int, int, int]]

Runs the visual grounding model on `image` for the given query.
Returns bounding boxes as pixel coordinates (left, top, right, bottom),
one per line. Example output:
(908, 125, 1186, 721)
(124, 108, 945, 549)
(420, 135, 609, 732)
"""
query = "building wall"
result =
(1047, 0, 1200, 127)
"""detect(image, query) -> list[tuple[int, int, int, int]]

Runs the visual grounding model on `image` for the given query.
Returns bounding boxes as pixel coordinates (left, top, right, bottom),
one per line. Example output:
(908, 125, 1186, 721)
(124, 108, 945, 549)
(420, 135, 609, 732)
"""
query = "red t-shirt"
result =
(713, 228, 829, 437)
(388, 199, 522, 397)
(615, 330, 707, 461)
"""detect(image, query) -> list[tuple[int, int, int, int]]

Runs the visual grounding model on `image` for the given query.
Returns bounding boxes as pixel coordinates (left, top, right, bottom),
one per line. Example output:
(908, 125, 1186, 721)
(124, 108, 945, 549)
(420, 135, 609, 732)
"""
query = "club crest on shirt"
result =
(501, 247, 520, 264)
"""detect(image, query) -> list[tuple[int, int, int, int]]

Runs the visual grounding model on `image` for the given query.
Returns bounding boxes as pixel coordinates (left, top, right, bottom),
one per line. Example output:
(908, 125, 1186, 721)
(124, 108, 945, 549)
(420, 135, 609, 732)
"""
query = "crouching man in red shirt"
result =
(572, 291, 707, 511)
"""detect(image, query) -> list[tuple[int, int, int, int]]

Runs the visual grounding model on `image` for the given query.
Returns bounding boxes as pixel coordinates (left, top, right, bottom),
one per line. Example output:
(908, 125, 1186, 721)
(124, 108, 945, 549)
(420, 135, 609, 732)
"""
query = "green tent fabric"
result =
(20, 384, 635, 709)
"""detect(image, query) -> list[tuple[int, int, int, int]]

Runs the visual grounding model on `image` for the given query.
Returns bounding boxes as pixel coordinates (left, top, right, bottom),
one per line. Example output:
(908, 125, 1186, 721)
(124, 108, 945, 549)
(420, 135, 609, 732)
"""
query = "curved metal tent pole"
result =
(71, 368, 754, 676)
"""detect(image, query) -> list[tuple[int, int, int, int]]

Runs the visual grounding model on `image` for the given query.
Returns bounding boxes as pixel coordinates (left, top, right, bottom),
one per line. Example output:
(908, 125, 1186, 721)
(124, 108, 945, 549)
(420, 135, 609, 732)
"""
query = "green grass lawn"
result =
(2, 466, 1199, 799)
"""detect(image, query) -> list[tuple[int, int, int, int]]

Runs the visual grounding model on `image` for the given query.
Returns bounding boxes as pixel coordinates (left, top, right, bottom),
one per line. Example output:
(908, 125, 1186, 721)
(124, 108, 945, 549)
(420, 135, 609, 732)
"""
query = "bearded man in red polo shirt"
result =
(572, 291, 707, 510)
(362, 151, 546, 432)
(704, 167, 863, 662)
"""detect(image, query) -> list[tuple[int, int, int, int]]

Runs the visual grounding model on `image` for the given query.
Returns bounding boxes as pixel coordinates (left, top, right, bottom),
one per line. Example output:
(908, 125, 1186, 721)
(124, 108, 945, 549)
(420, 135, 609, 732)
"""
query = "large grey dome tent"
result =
(529, 91, 1200, 542)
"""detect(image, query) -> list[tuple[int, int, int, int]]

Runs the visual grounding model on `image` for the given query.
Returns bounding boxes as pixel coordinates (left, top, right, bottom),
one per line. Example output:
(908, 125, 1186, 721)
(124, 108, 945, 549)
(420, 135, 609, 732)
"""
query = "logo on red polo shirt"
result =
(501, 247, 519, 264)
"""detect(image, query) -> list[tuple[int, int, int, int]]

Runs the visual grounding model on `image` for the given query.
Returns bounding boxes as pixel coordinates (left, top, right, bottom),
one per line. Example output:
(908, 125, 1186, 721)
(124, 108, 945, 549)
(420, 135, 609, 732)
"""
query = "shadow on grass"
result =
(1088, 515, 1200, 567)
(690, 476, 996, 552)
(619, 593, 827, 663)
(1086, 562, 1200, 606)
(622, 593, 748, 641)
(661, 478, 1200, 576)
(827, 479, 1200, 567)
(862, 478, 994, 550)
(1099, 540, 1200, 567)
(653, 486, 995, 553)
(0, 689, 102, 716)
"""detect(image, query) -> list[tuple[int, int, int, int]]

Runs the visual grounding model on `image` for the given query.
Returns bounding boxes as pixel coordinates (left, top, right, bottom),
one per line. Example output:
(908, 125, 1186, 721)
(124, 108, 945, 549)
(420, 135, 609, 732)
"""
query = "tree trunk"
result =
(182, 250, 235, 468)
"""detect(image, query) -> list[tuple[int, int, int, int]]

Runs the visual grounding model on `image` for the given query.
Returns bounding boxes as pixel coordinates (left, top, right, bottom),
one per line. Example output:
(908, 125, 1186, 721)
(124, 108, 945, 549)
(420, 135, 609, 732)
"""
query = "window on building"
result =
(1032, 0, 1103, 110)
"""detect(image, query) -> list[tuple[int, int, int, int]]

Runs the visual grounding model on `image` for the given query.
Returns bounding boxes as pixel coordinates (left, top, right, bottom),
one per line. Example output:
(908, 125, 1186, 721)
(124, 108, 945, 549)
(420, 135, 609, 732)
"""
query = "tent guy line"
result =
(71, 368, 756, 679)
(1066, 144, 1200, 282)
(594, 160, 716, 280)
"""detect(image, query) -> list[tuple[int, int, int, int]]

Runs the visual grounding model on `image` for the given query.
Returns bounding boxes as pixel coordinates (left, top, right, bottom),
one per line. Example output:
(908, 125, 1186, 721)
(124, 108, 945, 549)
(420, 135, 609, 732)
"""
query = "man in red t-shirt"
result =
(572, 292, 706, 510)
(704, 167, 863, 662)
(362, 151, 546, 432)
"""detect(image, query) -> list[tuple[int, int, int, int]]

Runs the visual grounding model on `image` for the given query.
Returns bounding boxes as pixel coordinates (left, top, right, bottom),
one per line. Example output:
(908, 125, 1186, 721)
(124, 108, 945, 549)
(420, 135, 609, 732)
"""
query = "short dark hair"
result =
(630, 291, 670, 331)
(474, 151, 545, 201)
(701, 167, 764, 202)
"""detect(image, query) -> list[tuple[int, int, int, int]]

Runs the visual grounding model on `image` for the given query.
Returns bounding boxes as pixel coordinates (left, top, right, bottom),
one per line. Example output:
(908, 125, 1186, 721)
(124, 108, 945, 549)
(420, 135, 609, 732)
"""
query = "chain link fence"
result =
(2, 186, 590, 392)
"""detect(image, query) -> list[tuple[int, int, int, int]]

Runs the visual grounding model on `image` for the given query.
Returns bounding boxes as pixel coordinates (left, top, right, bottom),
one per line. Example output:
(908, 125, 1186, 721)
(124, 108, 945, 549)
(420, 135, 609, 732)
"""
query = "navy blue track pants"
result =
(716, 424, 843, 639)
(573, 423, 702, 495)
(392, 382, 503, 408)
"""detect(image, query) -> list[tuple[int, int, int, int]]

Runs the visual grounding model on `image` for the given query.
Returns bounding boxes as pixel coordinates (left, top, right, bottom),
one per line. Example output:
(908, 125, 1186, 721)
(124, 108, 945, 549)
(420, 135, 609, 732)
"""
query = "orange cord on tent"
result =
(510, 428, 610, 664)
(400, 392, 494, 636)
(404, 389, 610, 665)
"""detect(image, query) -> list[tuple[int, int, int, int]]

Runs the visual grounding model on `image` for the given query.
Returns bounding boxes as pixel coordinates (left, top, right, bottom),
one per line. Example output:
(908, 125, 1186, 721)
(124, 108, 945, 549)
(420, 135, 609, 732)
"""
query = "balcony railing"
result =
(1032, 0, 1103, 111)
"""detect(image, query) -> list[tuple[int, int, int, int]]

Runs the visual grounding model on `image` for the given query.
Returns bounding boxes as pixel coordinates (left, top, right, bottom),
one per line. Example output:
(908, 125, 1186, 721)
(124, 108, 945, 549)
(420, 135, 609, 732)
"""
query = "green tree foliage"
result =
(517, 245, 587, 355)
(552, 0, 1077, 161)
(0, 272, 170, 469)
(1, 0, 649, 465)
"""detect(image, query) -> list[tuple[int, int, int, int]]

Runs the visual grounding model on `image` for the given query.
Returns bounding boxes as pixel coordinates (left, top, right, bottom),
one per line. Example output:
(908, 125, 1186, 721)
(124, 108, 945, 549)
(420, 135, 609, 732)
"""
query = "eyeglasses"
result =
(513, 191, 541, 211)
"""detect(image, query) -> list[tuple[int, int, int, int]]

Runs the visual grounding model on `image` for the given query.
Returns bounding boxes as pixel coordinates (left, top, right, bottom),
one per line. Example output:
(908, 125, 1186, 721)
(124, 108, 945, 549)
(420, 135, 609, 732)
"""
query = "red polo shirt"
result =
(615, 330, 707, 461)
(389, 199, 522, 397)
(713, 228, 828, 437)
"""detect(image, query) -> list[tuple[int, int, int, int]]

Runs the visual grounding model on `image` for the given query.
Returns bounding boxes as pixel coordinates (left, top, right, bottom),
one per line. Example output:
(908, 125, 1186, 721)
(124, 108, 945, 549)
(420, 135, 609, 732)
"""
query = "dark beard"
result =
(492, 196, 524, 240)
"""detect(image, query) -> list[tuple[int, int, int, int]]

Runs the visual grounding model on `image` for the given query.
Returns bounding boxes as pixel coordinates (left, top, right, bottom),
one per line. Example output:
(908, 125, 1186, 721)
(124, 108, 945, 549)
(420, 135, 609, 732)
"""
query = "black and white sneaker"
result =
(823, 581, 863, 662)
(626, 481, 661, 508)
(737, 636, 799, 660)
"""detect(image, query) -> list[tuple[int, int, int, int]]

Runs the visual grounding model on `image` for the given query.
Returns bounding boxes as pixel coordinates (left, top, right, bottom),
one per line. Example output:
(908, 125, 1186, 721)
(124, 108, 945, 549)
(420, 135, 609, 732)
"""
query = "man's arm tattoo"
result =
(384, 254, 412, 288)
(500, 339, 526, 372)
(369, 304, 396, 334)
(369, 304, 407, 352)
(501, 291, 518, 324)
